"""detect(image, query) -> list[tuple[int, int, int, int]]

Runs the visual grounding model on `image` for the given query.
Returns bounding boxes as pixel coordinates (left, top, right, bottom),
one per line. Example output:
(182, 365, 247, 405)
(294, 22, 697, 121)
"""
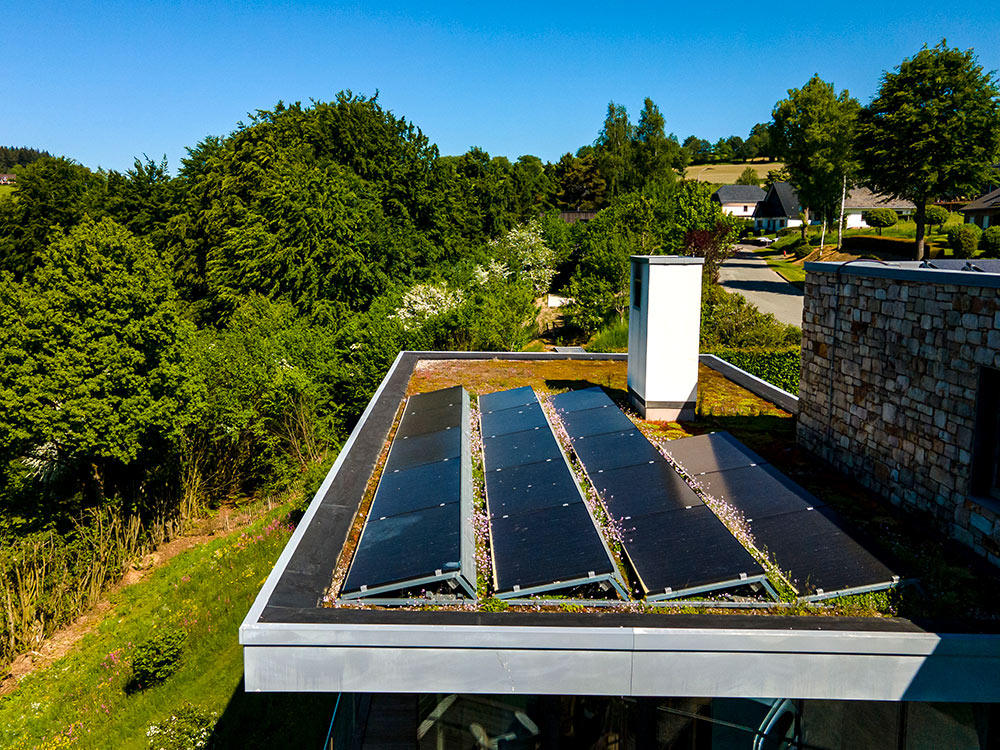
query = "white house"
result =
(711, 184, 766, 218)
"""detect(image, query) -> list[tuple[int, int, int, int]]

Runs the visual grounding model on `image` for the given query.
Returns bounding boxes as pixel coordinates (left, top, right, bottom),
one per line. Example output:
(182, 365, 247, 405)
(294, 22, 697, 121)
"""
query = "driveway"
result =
(718, 245, 804, 327)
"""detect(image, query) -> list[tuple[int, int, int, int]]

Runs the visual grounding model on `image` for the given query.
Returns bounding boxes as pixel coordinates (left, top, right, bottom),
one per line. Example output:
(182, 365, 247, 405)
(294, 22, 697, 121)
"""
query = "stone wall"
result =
(797, 265, 1000, 564)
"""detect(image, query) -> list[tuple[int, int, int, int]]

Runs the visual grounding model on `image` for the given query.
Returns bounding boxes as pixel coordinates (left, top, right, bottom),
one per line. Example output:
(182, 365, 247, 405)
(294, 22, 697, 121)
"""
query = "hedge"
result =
(706, 346, 801, 394)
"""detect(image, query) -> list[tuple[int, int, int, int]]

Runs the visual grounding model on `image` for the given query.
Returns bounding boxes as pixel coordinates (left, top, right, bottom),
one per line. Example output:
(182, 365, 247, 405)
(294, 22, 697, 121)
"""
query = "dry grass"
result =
(686, 162, 784, 184)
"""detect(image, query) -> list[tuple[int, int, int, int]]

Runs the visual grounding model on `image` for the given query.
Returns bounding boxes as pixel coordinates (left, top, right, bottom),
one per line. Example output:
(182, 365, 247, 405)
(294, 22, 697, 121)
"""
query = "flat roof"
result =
(241, 351, 1000, 700)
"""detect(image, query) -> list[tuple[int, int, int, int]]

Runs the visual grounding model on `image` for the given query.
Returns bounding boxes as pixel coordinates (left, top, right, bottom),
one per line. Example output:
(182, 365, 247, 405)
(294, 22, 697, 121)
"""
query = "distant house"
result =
(752, 181, 805, 232)
(711, 184, 765, 218)
(0, 174, 15, 185)
(842, 187, 915, 229)
(558, 210, 598, 224)
(960, 187, 1000, 229)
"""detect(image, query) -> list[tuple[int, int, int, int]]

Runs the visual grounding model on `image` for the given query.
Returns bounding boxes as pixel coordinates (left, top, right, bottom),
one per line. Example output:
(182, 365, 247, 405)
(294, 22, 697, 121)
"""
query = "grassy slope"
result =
(687, 162, 784, 184)
(0, 505, 335, 750)
(0, 185, 14, 199)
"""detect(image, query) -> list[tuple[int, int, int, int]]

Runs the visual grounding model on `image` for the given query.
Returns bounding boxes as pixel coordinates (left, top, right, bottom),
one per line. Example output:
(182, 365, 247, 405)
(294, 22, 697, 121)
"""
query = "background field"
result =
(686, 161, 784, 184)
(0, 185, 14, 199)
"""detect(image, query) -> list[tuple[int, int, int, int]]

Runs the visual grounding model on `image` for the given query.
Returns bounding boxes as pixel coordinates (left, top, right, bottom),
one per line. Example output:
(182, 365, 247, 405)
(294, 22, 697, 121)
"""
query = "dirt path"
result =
(0, 506, 259, 697)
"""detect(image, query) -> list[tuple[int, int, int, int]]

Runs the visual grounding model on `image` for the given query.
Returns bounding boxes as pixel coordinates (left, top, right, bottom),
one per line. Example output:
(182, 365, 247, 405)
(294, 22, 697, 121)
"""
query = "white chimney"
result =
(627, 255, 704, 422)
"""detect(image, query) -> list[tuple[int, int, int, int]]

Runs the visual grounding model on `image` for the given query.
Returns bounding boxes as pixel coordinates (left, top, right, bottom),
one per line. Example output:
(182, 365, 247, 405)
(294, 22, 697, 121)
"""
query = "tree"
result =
(736, 166, 761, 186)
(741, 123, 773, 161)
(862, 208, 898, 235)
(594, 102, 633, 199)
(857, 42, 1000, 259)
(763, 166, 791, 191)
(633, 98, 685, 185)
(0, 218, 191, 503)
(924, 205, 950, 234)
(770, 76, 860, 251)
(0, 157, 106, 275)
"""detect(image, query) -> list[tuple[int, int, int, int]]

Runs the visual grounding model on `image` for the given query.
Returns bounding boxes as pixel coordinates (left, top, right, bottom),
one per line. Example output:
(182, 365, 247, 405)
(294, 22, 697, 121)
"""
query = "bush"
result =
(947, 224, 982, 258)
(131, 627, 186, 689)
(980, 226, 1000, 258)
(706, 346, 801, 393)
(924, 205, 950, 233)
(586, 318, 629, 352)
(700, 282, 801, 350)
(146, 703, 217, 750)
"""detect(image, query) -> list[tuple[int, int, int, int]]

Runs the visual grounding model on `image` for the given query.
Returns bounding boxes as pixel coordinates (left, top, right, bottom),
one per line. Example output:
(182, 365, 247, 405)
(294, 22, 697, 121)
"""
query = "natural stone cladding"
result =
(798, 266, 1000, 565)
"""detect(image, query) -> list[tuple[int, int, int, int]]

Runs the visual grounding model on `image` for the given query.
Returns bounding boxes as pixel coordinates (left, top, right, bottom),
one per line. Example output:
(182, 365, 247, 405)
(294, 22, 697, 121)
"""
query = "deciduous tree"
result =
(857, 42, 1000, 259)
(770, 76, 860, 250)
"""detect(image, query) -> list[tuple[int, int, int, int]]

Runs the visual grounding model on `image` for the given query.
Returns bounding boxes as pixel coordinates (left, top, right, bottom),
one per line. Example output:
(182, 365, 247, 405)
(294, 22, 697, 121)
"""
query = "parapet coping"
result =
(630, 255, 706, 266)
(805, 261, 1000, 289)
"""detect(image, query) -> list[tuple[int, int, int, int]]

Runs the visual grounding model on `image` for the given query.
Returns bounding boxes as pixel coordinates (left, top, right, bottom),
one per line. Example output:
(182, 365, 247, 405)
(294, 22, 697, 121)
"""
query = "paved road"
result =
(718, 245, 804, 327)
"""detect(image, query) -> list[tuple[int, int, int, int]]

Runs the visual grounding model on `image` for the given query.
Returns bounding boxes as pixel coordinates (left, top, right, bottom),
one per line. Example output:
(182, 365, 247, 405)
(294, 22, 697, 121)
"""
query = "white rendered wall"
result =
(627, 257, 704, 421)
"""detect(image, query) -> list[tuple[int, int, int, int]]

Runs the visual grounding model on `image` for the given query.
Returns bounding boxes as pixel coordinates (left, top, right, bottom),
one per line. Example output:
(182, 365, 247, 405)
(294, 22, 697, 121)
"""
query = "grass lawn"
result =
(0, 503, 336, 749)
(750, 246, 807, 287)
(0, 185, 14, 200)
(687, 161, 784, 184)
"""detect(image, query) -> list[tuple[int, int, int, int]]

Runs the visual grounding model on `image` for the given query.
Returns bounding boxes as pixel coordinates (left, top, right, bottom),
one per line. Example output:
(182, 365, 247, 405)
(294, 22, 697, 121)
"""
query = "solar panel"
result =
(748, 506, 900, 600)
(395, 403, 463, 438)
(479, 387, 626, 599)
(554, 400, 775, 601)
(695, 463, 825, 522)
(559, 404, 635, 439)
(570, 430, 663, 471)
(480, 401, 548, 438)
(485, 460, 580, 518)
(369, 460, 460, 520)
(490, 502, 617, 594)
(589, 461, 703, 520)
(385, 427, 462, 472)
(479, 386, 536, 413)
(618, 505, 768, 599)
(664, 432, 768, 475)
(550, 386, 616, 413)
(341, 386, 475, 600)
(342, 502, 466, 597)
(406, 385, 466, 412)
(483, 427, 561, 472)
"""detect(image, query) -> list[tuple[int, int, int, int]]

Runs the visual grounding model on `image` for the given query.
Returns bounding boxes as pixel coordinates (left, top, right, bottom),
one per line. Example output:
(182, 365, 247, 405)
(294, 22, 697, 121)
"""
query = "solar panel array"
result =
(550, 387, 771, 601)
(341, 386, 476, 600)
(666, 431, 901, 601)
(480, 387, 625, 599)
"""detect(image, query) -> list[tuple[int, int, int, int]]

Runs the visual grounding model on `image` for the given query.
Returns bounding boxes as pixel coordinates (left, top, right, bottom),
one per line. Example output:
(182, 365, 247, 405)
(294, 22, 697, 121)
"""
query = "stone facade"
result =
(797, 264, 1000, 565)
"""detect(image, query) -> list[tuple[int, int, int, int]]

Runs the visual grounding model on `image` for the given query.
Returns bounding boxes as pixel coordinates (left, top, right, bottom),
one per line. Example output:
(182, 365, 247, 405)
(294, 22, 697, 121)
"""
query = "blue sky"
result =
(5, 1, 1000, 173)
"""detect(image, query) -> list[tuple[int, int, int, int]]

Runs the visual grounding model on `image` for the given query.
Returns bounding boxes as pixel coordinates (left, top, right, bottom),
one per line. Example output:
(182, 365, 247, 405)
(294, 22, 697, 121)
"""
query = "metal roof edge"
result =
(804, 261, 1000, 289)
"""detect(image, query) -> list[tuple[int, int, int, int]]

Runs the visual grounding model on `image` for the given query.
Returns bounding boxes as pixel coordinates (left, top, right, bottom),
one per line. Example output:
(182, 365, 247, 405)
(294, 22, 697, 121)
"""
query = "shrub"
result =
(947, 224, 982, 259)
(706, 346, 801, 393)
(586, 318, 630, 352)
(146, 703, 217, 750)
(924, 205, 950, 233)
(861, 208, 898, 235)
(980, 226, 1000, 258)
(131, 627, 186, 689)
(700, 282, 801, 350)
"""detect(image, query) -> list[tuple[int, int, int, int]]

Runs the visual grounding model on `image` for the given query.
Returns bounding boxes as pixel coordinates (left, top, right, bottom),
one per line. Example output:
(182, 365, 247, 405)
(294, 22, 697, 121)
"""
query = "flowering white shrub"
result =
(488, 221, 555, 295)
(391, 282, 465, 330)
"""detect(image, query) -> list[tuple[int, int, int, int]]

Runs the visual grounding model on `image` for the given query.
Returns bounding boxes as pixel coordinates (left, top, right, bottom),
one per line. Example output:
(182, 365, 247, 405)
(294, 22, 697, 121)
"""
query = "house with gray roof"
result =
(961, 187, 1000, 229)
(752, 181, 804, 232)
(842, 187, 915, 229)
(711, 184, 766, 218)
